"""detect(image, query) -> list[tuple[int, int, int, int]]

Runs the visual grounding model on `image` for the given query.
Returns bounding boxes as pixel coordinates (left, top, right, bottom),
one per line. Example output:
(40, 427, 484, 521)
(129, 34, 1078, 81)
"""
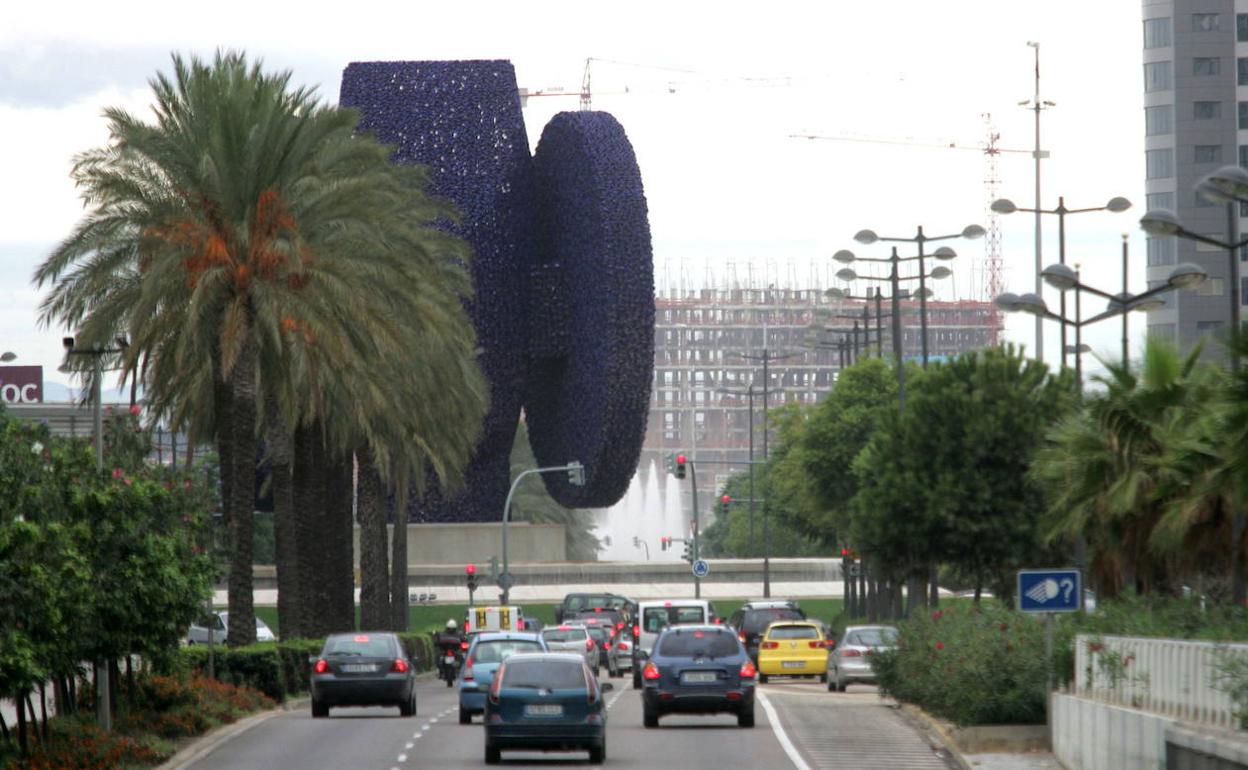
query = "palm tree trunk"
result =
(331, 453, 356, 632)
(390, 503, 409, 631)
(223, 348, 258, 648)
(358, 449, 390, 630)
(266, 400, 300, 639)
(292, 423, 320, 638)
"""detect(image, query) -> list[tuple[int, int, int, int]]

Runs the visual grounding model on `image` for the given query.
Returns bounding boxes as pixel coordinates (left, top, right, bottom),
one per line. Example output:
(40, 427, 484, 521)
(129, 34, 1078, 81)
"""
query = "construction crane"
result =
(791, 117, 1034, 344)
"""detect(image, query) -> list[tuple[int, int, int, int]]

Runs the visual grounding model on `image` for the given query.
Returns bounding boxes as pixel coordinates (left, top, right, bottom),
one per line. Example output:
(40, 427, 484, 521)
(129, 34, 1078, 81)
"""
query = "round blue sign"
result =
(692, 559, 710, 578)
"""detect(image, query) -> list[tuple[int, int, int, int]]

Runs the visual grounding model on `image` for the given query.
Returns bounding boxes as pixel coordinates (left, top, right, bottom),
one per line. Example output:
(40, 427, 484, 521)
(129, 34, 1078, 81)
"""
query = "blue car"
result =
(484, 653, 611, 765)
(459, 631, 547, 724)
(640, 623, 756, 728)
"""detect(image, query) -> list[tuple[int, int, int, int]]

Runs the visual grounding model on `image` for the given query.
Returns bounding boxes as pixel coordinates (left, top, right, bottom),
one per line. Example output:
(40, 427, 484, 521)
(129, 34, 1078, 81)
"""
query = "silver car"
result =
(827, 625, 897, 692)
(540, 624, 599, 676)
(187, 611, 276, 645)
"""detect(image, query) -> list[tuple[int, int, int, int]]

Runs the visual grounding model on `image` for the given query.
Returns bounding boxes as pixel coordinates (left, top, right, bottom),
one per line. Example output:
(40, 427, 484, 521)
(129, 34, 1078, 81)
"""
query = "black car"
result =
(554, 592, 636, 624)
(310, 632, 417, 717)
(641, 624, 755, 728)
(727, 604, 807, 664)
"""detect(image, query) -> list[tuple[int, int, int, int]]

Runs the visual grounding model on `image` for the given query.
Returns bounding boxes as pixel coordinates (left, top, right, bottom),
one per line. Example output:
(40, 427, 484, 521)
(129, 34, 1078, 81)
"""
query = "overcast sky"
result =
(1, 0, 1146, 388)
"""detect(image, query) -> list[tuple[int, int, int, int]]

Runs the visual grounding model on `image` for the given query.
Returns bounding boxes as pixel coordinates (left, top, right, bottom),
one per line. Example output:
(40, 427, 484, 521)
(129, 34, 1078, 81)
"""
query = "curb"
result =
(897, 703, 973, 770)
(157, 696, 309, 770)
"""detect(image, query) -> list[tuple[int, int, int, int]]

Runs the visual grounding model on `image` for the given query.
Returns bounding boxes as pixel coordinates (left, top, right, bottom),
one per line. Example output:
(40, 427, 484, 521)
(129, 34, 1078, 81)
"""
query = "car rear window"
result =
(501, 659, 587, 689)
(657, 629, 739, 658)
(585, 626, 609, 642)
(324, 634, 396, 657)
(643, 606, 706, 633)
(471, 639, 544, 664)
(766, 624, 819, 640)
(743, 608, 804, 632)
(848, 628, 898, 647)
(542, 628, 589, 643)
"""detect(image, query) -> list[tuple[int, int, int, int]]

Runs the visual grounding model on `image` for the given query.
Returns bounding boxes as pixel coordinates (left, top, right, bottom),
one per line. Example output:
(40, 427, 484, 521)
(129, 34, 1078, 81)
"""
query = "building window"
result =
(1193, 13, 1221, 31)
(1148, 323, 1177, 341)
(1147, 236, 1178, 266)
(1195, 57, 1221, 77)
(1241, 102, 1248, 130)
(1146, 192, 1175, 211)
(1196, 145, 1223, 163)
(1146, 105, 1174, 135)
(1242, 277, 1248, 303)
(1197, 320, 1225, 332)
(1241, 13, 1248, 41)
(1145, 17, 1173, 48)
(1145, 61, 1174, 92)
(1195, 101, 1222, 120)
(1146, 148, 1175, 179)
(1197, 278, 1225, 296)
(1240, 58, 1248, 86)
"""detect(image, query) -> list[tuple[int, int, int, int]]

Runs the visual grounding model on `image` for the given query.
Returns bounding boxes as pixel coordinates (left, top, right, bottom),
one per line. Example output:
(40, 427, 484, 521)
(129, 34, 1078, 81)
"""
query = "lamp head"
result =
(1105, 196, 1132, 213)
(1167, 262, 1209, 289)
(1015, 292, 1049, 316)
(1041, 263, 1078, 291)
(1139, 209, 1182, 236)
(990, 199, 1017, 214)
(929, 266, 953, 280)
(0, 352, 14, 363)
(835, 268, 858, 282)
(853, 229, 879, 245)
(961, 224, 986, 240)
(832, 249, 856, 264)
(824, 287, 847, 300)
(1129, 296, 1167, 312)
(933, 246, 957, 261)
(1065, 344, 1092, 354)
(913, 287, 934, 300)
(994, 292, 1022, 312)
(62, 336, 75, 351)
(1200, 165, 1248, 202)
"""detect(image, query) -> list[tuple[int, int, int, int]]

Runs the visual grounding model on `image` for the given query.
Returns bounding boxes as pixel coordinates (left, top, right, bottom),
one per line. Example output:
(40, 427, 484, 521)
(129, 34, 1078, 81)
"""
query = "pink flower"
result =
(931, 610, 943, 621)
(111, 468, 123, 479)
(129, 404, 141, 416)
(123, 477, 133, 486)
(935, 641, 944, 651)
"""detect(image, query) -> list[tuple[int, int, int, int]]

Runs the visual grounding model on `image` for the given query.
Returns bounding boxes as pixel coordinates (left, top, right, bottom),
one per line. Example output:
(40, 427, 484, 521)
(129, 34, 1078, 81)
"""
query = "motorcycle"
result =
(438, 643, 463, 687)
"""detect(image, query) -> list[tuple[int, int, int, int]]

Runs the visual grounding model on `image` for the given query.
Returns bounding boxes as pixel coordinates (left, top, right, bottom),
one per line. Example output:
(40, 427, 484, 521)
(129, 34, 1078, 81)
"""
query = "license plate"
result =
(444, 655, 455, 663)
(781, 661, 805, 669)
(342, 664, 376, 673)
(682, 671, 717, 684)
(524, 704, 563, 717)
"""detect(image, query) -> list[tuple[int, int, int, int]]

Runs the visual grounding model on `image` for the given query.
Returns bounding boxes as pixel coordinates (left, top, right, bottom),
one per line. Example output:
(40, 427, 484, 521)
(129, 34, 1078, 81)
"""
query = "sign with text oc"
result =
(1017, 569, 1082, 613)
(0, 366, 42, 404)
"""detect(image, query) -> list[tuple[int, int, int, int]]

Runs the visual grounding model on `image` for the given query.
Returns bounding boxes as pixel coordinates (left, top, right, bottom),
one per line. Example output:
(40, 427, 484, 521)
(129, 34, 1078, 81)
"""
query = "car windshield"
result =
(767, 624, 819, 640)
(658, 628, 738, 658)
(644, 606, 706, 633)
(472, 639, 544, 664)
(324, 634, 395, 657)
(743, 608, 804, 632)
(501, 659, 587, 690)
(849, 628, 899, 647)
(542, 628, 588, 643)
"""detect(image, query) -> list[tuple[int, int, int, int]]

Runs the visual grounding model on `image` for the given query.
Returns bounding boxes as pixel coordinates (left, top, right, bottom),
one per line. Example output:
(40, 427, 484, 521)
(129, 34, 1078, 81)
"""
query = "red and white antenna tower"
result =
(981, 113, 1005, 344)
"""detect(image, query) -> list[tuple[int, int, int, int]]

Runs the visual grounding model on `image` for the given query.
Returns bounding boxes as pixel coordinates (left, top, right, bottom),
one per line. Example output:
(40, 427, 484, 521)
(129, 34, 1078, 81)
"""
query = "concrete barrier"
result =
(1051, 692, 1171, 770)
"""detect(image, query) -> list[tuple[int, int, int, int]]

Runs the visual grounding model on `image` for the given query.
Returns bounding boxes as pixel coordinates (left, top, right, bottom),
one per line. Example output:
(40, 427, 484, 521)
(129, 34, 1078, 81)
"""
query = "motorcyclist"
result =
(433, 619, 465, 683)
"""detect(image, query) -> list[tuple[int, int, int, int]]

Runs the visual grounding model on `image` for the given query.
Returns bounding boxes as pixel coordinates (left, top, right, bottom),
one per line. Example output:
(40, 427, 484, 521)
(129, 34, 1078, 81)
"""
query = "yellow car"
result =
(756, 621, 829, 683)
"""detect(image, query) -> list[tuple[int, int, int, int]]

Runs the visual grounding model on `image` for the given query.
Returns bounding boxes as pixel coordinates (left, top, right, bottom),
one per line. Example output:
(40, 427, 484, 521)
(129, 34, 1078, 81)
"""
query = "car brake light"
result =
(809, 641, 824, 649)
(633, 624, 640, 638)
(464, 656, 475, 680)
(617, 641, 631, 651)
(842, 649, 862, 658)
(760, 641, 779, 650)
(391, 658, 409, 673)
(642, 661, 661, 680)
(739, 660, 757, 679)
(489, 667, 503, 703)
(616, 622, 625, 631)
(586, 638, 596, 652)
(714, 618, 723, 624)
(738, 632, 746, 643)
(464, 620, 471, 632)
(460, 641, 469, 651)
(314, 659, 329, 674)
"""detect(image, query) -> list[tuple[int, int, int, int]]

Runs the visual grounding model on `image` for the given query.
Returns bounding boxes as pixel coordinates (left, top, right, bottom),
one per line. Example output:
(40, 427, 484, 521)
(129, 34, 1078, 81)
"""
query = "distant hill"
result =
(41, 380, 133, 404)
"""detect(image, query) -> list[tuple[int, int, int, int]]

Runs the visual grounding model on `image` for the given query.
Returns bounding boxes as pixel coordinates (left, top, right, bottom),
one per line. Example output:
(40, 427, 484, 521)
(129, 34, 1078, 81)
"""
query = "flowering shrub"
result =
(873, 604, 1049, 726)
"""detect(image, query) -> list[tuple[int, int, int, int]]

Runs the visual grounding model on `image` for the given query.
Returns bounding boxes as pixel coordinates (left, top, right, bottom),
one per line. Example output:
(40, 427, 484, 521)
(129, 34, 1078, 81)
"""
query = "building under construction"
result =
(640, 284, 1001, 514)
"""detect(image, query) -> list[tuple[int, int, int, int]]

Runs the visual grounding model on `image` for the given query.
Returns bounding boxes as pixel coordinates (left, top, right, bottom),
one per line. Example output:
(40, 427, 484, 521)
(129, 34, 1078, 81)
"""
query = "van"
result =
(464, 605, 525, 634)
(630, 598, 719, 688)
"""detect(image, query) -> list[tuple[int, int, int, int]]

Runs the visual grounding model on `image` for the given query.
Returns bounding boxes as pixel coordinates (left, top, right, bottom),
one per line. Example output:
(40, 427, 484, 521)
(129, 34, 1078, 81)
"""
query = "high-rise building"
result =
(1142, 2, 1245, 349)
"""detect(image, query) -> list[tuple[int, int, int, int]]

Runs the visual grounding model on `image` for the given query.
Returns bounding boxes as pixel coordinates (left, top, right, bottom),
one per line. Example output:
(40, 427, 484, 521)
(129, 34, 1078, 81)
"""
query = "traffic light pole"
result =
(681, 458, 769, 597)
(689, 460, 701, 598)
(500, 461, 584, 605)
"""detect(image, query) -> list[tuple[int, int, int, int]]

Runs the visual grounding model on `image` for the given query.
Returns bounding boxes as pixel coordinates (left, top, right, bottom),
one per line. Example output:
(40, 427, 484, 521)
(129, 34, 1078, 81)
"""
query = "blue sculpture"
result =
(339, 60, 654, 521)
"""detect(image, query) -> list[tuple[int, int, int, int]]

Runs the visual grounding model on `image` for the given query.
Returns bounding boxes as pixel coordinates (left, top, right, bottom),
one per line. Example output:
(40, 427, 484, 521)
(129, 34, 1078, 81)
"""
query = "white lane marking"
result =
(397, 754, 407, 763)
(405, 742, 414, 749)
(421, 724, 431, 731)
(757, 690, 812, 770)
(605, 688, 627, 711)
(428, 718, 438, 724)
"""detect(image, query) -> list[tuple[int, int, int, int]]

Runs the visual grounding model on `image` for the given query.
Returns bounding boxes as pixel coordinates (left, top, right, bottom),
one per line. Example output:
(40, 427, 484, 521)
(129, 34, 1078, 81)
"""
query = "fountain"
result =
(594, 460, 685, 562)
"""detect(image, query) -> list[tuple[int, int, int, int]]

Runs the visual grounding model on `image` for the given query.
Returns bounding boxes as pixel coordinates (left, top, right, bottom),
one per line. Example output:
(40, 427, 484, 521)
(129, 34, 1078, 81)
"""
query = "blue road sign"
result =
(692, 559, 710, 578)
(1017, 569, 1082, 613)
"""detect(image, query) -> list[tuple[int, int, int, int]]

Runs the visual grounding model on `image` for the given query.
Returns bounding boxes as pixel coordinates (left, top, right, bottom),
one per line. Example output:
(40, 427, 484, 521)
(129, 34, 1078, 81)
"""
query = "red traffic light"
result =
(465, 564, 477, 575)
(676, 454, 686, 464)
(840, 548, 849, 557)
(721, 495, 731, 504)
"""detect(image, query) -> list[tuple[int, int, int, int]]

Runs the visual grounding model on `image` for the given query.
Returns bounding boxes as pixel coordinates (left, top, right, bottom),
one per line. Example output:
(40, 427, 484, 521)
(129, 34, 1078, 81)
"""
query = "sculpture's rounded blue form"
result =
(340, 60, 534, 522)
(526, 112, 655, 508)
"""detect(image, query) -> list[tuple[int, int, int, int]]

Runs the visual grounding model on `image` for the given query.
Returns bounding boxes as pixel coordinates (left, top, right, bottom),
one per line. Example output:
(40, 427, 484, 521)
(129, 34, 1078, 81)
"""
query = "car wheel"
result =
(311, 699, 329, 718)
(445, 675, 454, 688)
(484, 743, 501, 765)
(459, 707, 471, 725)
(399, 693, 416, 717)
(758, 673, 769, 684)
(589, 737, 606, 764)
(819, 671, 828, 683)
(643, 702, 659, 728)
(738, 706, 755, 728)
(836, 671, 846, 692)
(827, 672, 836, 692)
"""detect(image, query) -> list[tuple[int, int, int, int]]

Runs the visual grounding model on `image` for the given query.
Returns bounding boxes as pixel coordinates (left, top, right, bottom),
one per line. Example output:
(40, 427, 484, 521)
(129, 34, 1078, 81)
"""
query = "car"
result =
(726, 603, 807, 665)
(756, 620, 830, 684)
(573, 614, 630, 678)
(828, 625, 899, 692)
(539, 624, 599, 676)
(554, 592, 636, 624)
(640, 624, 756, 728)
(187, 611, 276, 645)
(569, 606, 631, 641)
(631, 599, 720, 688)
(483, 652, 612, 765)
(309, 631, 417, 717)
(459, 631, 547, 724)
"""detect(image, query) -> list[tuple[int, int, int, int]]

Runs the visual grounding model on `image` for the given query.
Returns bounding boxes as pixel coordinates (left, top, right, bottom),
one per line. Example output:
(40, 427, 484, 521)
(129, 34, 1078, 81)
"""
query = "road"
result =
(184, 677, 957, 770)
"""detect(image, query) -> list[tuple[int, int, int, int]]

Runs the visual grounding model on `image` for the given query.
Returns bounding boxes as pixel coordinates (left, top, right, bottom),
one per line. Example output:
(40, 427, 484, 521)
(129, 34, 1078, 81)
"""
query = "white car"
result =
(631, 599, 719, 688)
(187, 611, 276, 645)
(539, 624, 599, 675)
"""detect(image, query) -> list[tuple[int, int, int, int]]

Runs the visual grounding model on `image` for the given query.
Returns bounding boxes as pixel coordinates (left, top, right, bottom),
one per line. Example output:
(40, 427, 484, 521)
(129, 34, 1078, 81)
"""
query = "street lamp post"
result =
(992, 195, 1132, 368)
(499, 461, 584, 605)
(716, 386, 757, 558)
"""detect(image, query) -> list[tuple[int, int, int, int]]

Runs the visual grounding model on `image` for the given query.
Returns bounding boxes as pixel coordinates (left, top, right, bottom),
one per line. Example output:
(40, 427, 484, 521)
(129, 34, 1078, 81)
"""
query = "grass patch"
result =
(252, 603, 562, 637)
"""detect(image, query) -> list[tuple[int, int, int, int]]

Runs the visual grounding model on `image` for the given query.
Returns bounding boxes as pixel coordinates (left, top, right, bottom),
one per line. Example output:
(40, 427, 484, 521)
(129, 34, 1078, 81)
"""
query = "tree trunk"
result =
(292, 423, 320, 638)
(358, 449, 390, 631)
(266, 400, 301, 640)
(16, 689, 26, 757)
(929, 562, 940, 608)
(391, 505, 409, 632)
(222, 347, 258, 648)
(331, 453, 356, 632)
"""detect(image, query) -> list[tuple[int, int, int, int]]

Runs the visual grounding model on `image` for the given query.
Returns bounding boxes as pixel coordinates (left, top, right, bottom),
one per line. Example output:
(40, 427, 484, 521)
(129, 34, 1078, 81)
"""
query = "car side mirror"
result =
(601, 682, 614, 692)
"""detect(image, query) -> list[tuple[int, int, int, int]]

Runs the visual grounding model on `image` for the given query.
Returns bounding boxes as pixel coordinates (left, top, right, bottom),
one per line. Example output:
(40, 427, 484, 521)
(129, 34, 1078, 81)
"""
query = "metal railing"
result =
(1074, 633, 1248, 729)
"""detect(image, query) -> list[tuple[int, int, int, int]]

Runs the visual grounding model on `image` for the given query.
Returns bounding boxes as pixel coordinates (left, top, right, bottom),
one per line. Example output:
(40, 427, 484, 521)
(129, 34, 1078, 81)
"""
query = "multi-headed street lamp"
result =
(992, 195, 1132, 368)
(850, 224, 985, 368)
(823, 287, 888, 358)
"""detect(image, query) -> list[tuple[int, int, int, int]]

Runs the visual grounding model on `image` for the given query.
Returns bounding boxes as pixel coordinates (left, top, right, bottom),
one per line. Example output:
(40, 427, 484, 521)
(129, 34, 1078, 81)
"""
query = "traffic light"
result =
(568, 461, 585, 486)
(721, 494, 731, 504)
(675, 454, 687, 480)
(681, 541, 692, 562)
(465, 563, 479, 594)
(660, 536, 670, 552)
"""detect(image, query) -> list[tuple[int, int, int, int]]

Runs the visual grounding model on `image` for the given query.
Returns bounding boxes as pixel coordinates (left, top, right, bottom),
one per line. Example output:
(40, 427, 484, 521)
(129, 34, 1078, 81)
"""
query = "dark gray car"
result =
(310, 632, 417, 717)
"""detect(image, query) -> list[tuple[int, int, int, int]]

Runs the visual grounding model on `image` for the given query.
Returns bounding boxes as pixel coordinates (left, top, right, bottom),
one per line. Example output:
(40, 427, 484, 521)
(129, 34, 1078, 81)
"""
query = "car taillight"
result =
(460, 641, 469, 651)
(809, 641, 825, 649)
(586, 638, 596, 652)
(738, 632, 746, 643)
(617, 641, 631, 651)
(314, 659, 329, 674)
(464, 656, 475, 680)
(616, 622, 625, 631)
(842, 649, 862, 658)
(464, 620, 471, 632)
(633, 624, 640, 639)
(760, 641, 779, 650)
(642, 661, 661, 680)
(489, 670, 503, 703)
(391, 658, 409, 673)
(739, 660, 757, 679)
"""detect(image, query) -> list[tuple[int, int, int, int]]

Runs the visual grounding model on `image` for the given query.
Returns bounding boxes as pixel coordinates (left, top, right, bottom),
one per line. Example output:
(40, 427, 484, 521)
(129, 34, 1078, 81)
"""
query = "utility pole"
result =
(1025, 41, 1053, 364)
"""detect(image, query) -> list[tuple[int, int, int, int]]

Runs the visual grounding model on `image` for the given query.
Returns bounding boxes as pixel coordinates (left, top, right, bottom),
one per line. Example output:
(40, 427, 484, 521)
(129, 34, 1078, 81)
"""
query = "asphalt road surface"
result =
(185, 676, 957, 770)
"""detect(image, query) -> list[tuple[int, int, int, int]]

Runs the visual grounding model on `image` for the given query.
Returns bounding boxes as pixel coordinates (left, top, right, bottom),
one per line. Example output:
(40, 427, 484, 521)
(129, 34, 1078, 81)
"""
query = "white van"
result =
(464, 605, 526, 634)
(630, 599, 720, 688)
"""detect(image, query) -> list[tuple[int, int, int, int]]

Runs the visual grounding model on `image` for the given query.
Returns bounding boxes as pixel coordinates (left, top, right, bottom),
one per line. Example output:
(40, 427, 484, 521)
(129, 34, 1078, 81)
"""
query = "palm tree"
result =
(34, 51, 488, 645)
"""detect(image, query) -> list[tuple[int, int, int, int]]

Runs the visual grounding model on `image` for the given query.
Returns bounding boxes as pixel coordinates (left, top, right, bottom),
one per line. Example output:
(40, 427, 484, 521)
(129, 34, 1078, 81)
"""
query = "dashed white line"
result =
(757, 690, 813, 770)
(397, 754, 407, 762)
(405, 742, 414, 749)
(421, 724, 431, 731)
(605, 688, 627, 711)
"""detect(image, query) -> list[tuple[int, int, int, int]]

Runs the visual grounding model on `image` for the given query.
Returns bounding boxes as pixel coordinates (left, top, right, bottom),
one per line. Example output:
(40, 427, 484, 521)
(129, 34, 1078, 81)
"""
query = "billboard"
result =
(0, 366, 43, 404)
